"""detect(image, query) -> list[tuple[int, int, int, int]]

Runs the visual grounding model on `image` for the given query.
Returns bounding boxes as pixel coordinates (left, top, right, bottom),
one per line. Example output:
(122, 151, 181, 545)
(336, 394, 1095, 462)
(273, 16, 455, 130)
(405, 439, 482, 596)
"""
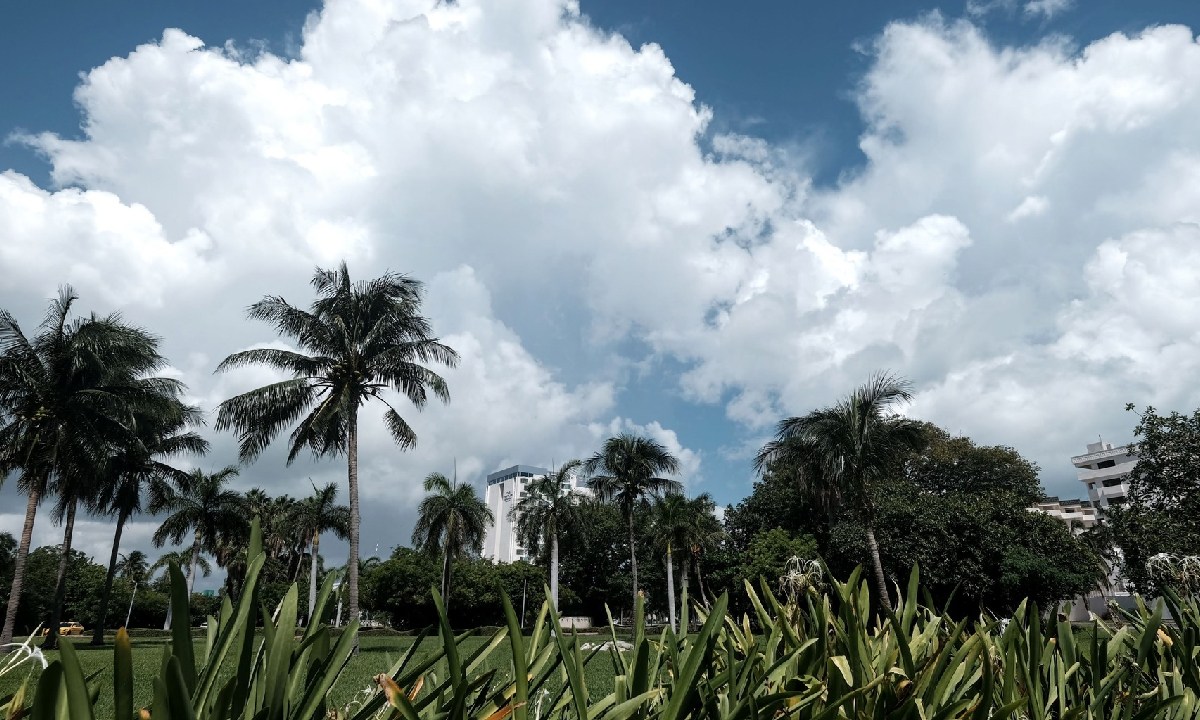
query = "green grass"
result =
(0, 631, 621, 716)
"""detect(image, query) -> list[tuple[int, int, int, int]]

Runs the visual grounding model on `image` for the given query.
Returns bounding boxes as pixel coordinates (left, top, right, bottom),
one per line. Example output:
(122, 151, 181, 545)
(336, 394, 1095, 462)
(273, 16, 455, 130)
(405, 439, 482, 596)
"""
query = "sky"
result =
(2, 0, 1200, 588)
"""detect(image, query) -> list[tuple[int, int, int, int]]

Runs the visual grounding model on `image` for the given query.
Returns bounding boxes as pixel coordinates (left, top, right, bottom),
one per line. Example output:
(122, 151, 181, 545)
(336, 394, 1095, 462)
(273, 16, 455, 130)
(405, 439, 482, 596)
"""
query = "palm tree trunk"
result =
(695, 556, 710, 611)
(347, 411, 361, 631)
(865, 526, 893, 614)
(550, 533, 560, 612)
(627, 512, 639, 615)
(665, 542, 676, 632)
(680, 552, 689, 619)
(441, 547, 451, 613)
(92, 509, 128, 645)
(44, 498, 79, 650)
(307, 532, 320, 625)
(187, 533, 201, 595)
(1, 489, 40, 648)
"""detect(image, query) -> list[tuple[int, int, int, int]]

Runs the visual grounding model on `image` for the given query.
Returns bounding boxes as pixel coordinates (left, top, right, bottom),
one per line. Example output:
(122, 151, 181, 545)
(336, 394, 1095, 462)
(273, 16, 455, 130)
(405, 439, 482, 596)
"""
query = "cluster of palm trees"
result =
(0, 262, 456, 646)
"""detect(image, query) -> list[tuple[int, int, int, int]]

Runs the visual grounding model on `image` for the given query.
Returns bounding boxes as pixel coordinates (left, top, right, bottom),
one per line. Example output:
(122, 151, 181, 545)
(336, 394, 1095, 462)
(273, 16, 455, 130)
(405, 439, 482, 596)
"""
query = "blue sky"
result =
(3, 0, 1200, 576)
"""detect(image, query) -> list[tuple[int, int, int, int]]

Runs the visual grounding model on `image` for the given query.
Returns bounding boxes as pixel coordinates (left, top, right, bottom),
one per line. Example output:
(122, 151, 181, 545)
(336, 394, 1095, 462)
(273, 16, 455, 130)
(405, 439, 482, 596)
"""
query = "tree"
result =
(116, 550, 150, 585)
(0, 288, 181, 649)
(412, 471, 493, 612)
(585, 434, 682, 614)
(152, 466, 244, 627)
(150, 550, 212, 582)
(677, 493, 723, 611)
(297, 482, 350, 624)
(1109, 405, 1200, 593)
(214, 262, 457, 630)
(90, 400, 208, 645)
(511, 460, 584, 612)
(755, 372, 924, 613)
(650, 492, 689, 631)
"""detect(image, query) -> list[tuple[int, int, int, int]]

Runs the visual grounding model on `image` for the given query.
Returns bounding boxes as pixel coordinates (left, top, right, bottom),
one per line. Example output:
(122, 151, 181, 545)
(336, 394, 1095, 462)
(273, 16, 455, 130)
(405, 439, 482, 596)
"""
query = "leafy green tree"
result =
(297, 482, 350, 624)
(412, 472, 493, 612)
(0, 288, 182, 648)
(90, 399, 208, 645)
(511, 460, 583, 611)
(116, 550, 150, 585)
(737, 529, 819, 591)
(677, 493, 723, 610)
(585, 434, 682, 613)
(756, 372, 924, 612)
(555, 496, 634, 619)
(152, 466, 244, 627)
(215, 262, 458, 628)
(1108, 405, 1200, 592)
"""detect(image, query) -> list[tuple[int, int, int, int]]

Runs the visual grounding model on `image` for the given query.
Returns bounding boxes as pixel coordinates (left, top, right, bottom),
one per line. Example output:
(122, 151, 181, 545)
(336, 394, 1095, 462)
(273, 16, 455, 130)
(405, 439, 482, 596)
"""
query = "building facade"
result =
(482, 464, 590, 564)
(1072, 439, 1138, 512)
(1030, 496, 1099, 531)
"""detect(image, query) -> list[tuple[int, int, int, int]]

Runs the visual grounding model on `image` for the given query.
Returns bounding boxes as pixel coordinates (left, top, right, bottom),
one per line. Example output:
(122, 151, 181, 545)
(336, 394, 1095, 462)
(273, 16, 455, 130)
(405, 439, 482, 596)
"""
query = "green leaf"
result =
(57, 637, 95, 720)
(167, 562, 196, 695)
(114, 627, 133, 720)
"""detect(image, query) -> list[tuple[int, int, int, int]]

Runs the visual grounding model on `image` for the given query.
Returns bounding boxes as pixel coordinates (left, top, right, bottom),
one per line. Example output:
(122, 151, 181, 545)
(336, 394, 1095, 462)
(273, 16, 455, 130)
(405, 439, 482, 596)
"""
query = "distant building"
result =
(1071, 439, 1138, 513)
(1029, 496, 1098, 531)
(482, 464, 591, 564)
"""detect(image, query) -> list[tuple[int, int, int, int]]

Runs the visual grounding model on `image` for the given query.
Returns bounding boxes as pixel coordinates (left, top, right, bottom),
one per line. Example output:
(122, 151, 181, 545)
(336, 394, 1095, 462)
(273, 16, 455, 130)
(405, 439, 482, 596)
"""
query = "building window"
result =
(1097, 459, 1116, 469)
(1102, 478, 1124, 488)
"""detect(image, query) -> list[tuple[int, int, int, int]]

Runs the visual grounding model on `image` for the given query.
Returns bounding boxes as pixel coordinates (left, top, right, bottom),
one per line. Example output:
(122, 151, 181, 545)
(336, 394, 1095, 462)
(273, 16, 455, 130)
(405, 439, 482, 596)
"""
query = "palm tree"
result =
(412, 471, 493, 612)
(585, 434, 682, 614)
(150, 550, 212, 582)
(754, 372, 924, 613)
(297, 482, 350, 624)
(0, 288, 180, 649)
(650, 492, 689, 631)
(678, 493, 722, 611)
(152, 466, 245, 628)
(510, 460, 584, 611)
(214, 262, 458, 629)
(90, 400, 208, 645)
(117, 550, 151, 585)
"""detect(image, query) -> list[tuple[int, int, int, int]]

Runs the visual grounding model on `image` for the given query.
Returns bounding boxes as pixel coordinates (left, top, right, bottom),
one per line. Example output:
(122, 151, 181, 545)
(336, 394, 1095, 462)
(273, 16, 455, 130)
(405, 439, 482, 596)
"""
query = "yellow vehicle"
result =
(41, 621, 85, 636)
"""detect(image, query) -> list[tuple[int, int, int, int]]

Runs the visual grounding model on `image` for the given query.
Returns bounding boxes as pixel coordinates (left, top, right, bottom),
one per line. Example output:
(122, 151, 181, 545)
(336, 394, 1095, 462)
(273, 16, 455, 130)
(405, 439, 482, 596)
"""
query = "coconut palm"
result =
(412, 471, 493, 612)
(650, 491, 689, 631)
(0, 288, 181, 649)
(754, 371, 925, 613)
(297, 482, 350, 624)
(152, 466, 245, 628)
(510, 460, 584, 611)
(678, 493, 722, 610)
(214, 262, 458, 629)
(117, 550, 151, 585)
(150, 550, 212, 581)
(90, 400, 208, 645)
(585, 434, 682, 614)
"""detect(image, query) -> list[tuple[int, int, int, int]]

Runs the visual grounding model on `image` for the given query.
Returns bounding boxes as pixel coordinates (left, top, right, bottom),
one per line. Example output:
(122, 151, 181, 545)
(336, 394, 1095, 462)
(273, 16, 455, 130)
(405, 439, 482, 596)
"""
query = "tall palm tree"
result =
(90, 401, 208, 645)
(510, 460, 584, 611)
(650, 492, 689, 631)
(412, 471, 493, 612)
(150, 550, 212, 582)
(297, 482, 350, 624)
(754, 372, 925, 613)
(214, 262, 458, 629)
(678, 493, 722, 610)
(152, 466, 245, 628)
(117, 550, 151, 585)
(0, 288, 180, 649)
(585, 434, 682, 614)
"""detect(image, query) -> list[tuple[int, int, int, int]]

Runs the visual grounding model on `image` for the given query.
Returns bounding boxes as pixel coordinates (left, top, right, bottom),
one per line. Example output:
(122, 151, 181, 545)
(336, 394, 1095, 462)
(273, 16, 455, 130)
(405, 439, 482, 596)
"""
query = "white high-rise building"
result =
(482, 464, 591, 564)
(1072, 439, 1138, 513)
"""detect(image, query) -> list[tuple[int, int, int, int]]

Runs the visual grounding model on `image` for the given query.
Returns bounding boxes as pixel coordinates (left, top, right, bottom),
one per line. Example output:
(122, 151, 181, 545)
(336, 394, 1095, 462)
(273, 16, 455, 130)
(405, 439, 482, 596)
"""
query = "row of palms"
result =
(410, 434, 719, 631)
(1, 263, 456, 648)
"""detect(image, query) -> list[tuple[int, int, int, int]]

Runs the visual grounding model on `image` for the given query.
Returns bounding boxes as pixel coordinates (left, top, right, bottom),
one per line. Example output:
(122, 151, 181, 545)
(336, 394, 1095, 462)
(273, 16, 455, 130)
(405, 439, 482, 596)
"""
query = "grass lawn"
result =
(0, 631, 620, 716)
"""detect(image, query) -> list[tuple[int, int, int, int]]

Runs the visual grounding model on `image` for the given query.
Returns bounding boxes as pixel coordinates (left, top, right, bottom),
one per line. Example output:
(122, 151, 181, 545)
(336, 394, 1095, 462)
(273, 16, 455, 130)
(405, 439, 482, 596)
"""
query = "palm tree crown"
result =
(214, 262, 458, 630)
(585, 433, 682, 614)
(511, 460, 584, 610)
(754, 371, 925, 612)
(412, 471, 493, 611)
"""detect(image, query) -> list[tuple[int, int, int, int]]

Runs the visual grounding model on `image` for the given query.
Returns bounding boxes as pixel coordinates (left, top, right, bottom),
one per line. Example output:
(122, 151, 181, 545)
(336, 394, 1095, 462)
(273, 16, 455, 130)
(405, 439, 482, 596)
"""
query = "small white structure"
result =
(482, 464, 591, 564)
